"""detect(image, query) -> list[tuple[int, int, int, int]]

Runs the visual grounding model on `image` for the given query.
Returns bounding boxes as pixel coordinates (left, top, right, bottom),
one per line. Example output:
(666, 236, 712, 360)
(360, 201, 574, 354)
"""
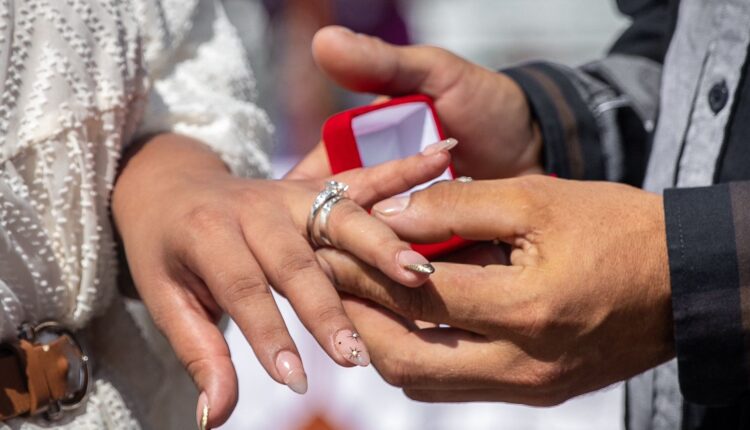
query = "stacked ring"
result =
(308, 181, 350, 248)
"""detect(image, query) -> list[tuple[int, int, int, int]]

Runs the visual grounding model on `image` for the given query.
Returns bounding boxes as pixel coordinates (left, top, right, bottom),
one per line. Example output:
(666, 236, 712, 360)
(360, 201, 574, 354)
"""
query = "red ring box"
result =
(322, 94, 471, 259)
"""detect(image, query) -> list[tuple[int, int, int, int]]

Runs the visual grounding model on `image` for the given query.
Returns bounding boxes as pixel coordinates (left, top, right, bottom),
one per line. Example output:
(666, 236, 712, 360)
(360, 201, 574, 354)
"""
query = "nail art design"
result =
(335, 329, 370, 366)
(348, 346, 363, 362)
(398, 250, 434, 275)
(200, 404, 209, 430)
(405, 263, 436, 275)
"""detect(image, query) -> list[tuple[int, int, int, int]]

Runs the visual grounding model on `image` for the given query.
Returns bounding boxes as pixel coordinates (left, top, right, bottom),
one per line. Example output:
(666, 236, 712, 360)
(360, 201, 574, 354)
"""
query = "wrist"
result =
(496, 73, 544, 176)
(502, 63, 604, 180)
(113, 134, 230, 234)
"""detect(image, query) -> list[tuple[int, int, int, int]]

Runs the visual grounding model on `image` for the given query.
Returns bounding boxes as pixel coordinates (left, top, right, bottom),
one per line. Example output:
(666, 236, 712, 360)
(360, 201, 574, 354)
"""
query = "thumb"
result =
(312, 26, 469, 97)
(371, 178, 536, 243)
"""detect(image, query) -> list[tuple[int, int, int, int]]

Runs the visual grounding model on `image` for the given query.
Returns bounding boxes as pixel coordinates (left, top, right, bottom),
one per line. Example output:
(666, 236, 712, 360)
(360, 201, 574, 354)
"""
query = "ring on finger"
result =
(308, 181, 349, 247)
(313, 195, 347, 247)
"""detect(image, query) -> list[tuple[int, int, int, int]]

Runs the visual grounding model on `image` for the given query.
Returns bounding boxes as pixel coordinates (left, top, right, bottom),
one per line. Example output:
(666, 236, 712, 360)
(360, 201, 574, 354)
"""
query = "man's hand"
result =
(287, 26, 543, 181)
(316, 176, 674, 404)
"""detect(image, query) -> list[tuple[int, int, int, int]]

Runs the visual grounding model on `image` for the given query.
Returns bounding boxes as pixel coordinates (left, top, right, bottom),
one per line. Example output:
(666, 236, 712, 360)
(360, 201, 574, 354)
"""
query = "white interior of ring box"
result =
(351, 102, 453, 195)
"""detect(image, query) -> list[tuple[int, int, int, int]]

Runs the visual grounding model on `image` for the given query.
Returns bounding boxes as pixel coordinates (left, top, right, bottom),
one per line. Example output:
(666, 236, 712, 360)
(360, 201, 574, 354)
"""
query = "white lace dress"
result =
(0, 0, 272, 428)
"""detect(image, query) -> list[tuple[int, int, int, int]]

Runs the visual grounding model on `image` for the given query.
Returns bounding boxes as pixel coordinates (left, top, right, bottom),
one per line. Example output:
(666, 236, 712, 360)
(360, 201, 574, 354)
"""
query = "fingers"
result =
(319, 249, 522, 332)
(243, 216, 371, 367)
(283, 148, 453, 290)
(312, 26, 469, 97)
(142, 279, 238, 429)
(372, 177, 542, 243)
(321, 198, 434, 287)
(177, 214, 308, 394)
(342, 297, 572, 405)
(335, 145, 452, 208)
(284, 141, 331, 180)
(341, 297, 507, 390)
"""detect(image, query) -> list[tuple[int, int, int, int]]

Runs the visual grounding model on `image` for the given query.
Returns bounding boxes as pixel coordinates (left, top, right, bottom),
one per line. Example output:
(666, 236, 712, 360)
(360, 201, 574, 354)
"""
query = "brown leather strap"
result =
(0, 348, 30, 420)
(0, 338, 71, 420)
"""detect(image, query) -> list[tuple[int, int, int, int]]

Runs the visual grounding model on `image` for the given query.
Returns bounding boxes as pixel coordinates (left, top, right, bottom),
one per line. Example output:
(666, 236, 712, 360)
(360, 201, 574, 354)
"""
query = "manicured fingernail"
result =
(422, 138, 458, 156)
(373, 195, 410, 216)
(196, 391, 209, 430)
(398, 250, 435, 275)
(275, 351, 308, 394)
(335, 329, 370, 366)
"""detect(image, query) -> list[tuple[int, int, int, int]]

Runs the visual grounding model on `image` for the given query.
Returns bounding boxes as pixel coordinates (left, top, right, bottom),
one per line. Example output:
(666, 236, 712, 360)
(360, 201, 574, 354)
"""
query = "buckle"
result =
(18, 321, 91, 421)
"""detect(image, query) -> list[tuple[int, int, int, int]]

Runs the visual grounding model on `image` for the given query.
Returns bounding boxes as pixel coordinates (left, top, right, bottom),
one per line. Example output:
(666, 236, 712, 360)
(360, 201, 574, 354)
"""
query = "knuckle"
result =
(253, 325, 290, 347)
(219, 274, 270, 305)
(507, 176, 551, 215)
(183, 205, 231, 235)
(377, 355, 412, 388)
(528, 362, 565, 389)
(414, 181, 463, 215)
(514, 300, 557, 338)
(394, 290, 430, 320)
(506, 178, 536, 206)
(183, 355, 214, 383)
(274, 251, 319, 286)
(370, 237, 400, 268)
(328, 202, 365, 236)
(237, 186, 262, 203)
(313, 304, 345, 326)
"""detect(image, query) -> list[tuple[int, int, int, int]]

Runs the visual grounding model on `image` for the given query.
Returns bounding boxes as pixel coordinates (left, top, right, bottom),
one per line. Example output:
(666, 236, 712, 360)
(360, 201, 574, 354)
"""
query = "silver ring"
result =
(313, 194, 347, 247)
(308, 181, 349, 246)
(455, 176, 473, 183)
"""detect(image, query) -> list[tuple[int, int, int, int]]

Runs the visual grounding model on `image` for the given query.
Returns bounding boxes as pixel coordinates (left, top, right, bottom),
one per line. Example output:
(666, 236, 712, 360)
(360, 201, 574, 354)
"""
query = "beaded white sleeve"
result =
(0, 0, 270, 428)
(133, 0, 274, 179)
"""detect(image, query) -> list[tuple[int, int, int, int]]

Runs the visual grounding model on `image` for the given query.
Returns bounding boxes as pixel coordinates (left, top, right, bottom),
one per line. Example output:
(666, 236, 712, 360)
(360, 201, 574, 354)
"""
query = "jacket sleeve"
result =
(664, 182, 750, 406)
(503, 0, 675, 185)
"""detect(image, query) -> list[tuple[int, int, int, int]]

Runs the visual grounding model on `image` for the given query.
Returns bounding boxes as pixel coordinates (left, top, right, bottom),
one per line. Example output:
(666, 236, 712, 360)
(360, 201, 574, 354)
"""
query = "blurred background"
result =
(220, 1, 629, 429)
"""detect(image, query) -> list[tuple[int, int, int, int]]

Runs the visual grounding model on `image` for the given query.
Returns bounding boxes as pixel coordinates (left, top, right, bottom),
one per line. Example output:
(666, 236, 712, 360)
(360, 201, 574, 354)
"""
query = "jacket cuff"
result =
(664, 183, 750, 405)
(503, 62, 605, 180)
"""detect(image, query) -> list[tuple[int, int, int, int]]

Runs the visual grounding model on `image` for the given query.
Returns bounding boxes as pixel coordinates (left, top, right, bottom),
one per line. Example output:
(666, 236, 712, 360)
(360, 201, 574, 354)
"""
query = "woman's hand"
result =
(111, 133, 452, 428)
(288, 26, 543, 181)
(316, 176, 674, 405)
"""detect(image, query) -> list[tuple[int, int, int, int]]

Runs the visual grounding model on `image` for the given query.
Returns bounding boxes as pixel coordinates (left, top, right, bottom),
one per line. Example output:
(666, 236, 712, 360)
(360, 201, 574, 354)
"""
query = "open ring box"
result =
(322, 94, 471, 259)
